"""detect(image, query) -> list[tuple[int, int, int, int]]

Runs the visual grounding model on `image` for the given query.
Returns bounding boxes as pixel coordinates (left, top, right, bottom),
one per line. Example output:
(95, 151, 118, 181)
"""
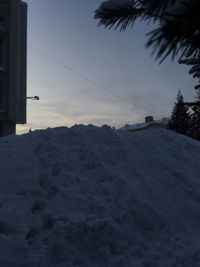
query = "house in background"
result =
(0, 0, 27, 136)
(124, 116, 169, 132)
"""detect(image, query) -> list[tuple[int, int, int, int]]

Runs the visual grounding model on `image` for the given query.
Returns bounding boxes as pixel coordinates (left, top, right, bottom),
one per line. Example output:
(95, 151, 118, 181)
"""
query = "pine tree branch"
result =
(94, 1, 145, 31)
(95, 0, 200, 61)
(95, 0, 200, 89)
(179, 57, 200, 90)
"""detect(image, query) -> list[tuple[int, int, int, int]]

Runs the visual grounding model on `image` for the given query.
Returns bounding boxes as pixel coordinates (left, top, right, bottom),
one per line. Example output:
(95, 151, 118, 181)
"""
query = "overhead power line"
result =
(29, 45, 152, 113)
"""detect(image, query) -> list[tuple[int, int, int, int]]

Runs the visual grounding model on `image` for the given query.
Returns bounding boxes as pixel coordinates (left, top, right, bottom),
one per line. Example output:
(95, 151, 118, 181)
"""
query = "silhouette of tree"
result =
(95, 0, 200, 87)
(179, 58, 200, 90)
(191, 90, 200, 140)
(168, 90, 191, 135)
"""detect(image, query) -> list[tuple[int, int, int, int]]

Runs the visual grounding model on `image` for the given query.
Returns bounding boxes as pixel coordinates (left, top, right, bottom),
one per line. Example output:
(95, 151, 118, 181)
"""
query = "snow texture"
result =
(0, 125, 200, 266)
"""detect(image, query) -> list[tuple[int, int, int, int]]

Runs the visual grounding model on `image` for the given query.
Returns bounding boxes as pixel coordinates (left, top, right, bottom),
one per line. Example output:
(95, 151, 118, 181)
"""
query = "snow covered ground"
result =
(0, 125, 200, 266)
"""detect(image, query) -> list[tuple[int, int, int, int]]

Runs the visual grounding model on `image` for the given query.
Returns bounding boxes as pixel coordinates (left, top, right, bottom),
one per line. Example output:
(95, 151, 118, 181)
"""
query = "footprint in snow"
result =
(38, 173, 60, 200)
(31, 200, 46, 215)
(51, 162, 61, 176)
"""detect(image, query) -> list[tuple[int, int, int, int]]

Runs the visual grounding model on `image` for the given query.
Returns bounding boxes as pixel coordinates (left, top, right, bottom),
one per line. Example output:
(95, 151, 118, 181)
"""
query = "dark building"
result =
(0, 0, 27, 136)
(145, 116, 154, 123)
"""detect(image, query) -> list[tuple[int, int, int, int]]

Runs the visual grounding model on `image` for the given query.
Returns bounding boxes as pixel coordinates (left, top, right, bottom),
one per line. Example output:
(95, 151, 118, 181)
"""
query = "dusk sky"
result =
(17, 0, 197, 133)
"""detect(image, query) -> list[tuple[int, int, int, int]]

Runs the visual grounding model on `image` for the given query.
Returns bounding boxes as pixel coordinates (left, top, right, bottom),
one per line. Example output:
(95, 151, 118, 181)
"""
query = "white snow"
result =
(122, 118, 169, 131)
(0, 125, 200, 266)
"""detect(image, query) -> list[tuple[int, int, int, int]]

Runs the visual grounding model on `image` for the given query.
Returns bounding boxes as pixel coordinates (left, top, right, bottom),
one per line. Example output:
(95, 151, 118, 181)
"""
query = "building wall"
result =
(0, 0, 9, 115)
(0, 0, 27, 129)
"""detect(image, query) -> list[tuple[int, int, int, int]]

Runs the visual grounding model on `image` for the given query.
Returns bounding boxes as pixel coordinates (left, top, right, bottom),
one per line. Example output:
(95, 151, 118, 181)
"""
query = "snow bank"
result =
(0, 125, 200, 266)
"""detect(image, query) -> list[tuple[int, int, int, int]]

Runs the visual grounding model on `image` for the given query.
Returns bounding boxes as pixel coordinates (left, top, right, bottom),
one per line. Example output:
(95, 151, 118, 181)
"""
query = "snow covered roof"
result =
(122, 117, 170, 131)
(0, 125, 200, 266)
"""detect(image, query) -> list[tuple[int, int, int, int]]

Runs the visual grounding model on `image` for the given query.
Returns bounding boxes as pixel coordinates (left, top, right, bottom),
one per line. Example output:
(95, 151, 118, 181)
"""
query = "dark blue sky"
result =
(18, 0, 196, 133)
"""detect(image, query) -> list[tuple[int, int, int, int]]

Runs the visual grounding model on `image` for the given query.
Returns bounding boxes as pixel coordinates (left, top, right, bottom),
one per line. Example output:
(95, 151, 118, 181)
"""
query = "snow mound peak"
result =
(0, 125, 200, 266)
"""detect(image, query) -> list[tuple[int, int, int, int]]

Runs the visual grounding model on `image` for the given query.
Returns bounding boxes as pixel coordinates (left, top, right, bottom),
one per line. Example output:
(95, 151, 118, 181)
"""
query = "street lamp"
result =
(26, 96, 40, 101)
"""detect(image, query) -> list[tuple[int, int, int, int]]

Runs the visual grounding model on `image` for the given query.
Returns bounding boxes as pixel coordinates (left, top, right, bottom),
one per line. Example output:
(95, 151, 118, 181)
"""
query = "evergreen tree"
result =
(168, 90, 191, 135)
(191, 90, 200, 140)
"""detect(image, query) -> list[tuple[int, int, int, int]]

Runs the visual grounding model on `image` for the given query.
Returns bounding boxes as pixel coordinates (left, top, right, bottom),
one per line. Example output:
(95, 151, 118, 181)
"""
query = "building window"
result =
(0, 78, 2, 109)
(0, 17, 5, 24)
(0, 38, 2, 66)
(0, 37, 6, 71)
(0, 75, 6, 110)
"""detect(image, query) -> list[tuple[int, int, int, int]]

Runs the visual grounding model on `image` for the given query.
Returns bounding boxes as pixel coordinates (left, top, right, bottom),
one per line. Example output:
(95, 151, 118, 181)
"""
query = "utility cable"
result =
(29, 45, 152, 113)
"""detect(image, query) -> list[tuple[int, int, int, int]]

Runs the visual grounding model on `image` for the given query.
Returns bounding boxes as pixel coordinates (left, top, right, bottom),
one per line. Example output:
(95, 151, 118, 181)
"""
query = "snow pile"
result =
(0, 125, 200, 266)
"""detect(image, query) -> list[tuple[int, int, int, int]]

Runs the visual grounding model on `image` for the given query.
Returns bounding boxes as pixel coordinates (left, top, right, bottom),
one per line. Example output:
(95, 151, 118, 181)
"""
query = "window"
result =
(0, 75, 7, 110)
(0, 38, 3, 66)
(0, 37, 6, 71)
(0, 3, 8, 26)
(0, 17, 5, 24)
(0, 78, 3, 109)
